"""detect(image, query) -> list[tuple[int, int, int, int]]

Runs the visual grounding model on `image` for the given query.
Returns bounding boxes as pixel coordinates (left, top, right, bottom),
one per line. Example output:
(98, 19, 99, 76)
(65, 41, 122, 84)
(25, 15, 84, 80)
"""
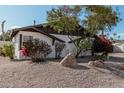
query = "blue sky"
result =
(0, 5, 56, 31)
(0, 5, 124, 39)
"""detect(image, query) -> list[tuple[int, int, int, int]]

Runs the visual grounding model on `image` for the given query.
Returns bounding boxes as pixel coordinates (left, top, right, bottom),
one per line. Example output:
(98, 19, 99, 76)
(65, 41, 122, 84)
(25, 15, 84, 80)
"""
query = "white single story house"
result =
(11, 24, 85, 60)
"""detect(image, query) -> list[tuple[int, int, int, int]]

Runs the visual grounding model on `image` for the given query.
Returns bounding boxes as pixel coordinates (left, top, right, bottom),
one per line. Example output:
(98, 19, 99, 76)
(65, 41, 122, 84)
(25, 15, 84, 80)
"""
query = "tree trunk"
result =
(91, 46, 94, 56)
(75, 49, 82, 58)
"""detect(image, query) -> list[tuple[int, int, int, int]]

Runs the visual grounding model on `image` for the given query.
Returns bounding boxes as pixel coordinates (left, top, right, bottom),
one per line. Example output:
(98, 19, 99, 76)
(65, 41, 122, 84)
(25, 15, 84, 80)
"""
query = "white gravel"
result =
(0, 54, 124, 88)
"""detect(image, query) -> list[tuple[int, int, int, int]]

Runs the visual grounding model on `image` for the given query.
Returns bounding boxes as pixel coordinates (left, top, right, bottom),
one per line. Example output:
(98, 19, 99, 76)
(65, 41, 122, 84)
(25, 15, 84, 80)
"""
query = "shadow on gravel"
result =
(95, 63, 124, 79)
(109, 56, 124, 63)
(107, 62, 124, 78)
(77, 56, 92, 63)
(70, 65, 89, 70)
(106, 66, 124, 78)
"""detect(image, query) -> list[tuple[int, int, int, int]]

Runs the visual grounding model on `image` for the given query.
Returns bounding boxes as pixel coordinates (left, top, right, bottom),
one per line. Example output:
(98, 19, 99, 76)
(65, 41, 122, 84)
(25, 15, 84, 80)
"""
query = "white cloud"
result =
(0, 31, 2, 35)
(117, 33, 124, 37)
(11, 26, 20, 29)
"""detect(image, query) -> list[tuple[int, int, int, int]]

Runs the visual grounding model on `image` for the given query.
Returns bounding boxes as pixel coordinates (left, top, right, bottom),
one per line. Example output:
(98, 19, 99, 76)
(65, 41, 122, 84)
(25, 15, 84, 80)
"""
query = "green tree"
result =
(46, 5, 121, 57)
(0, 30, 11, 41)
(47, 6, 86, 57)
(74, 37, 93, 57)
(83, 5, 121, 35)
(82, 6, 121, 56)
(47, 6, 81, 33)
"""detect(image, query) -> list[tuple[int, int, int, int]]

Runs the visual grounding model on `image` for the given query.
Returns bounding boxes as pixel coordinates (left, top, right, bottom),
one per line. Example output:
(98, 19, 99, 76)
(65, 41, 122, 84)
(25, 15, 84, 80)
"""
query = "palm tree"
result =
(118, 35, 120, 40)
(1, 20, 6, 41)
(113, 32, 117, 40)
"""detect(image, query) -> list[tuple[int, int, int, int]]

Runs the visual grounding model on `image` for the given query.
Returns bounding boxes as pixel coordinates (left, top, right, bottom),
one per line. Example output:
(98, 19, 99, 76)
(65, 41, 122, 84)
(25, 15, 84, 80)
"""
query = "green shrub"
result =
(91, 54, 107, 61)
(0, 46, 5, 56)
(74, 37, 93, 58)
(2, 44, 14, 59)
(55, 42, 65, 59)
(25, 39, 52, 63)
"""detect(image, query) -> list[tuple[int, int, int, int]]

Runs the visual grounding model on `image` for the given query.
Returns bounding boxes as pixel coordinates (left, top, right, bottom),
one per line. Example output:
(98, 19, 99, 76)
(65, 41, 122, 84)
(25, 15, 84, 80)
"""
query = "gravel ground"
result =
(0, 53, 124, 88)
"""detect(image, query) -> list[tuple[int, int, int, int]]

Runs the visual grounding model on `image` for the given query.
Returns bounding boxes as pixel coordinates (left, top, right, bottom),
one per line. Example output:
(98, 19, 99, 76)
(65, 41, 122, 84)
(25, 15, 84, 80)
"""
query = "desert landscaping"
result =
(0, 5, 124, 88)
(0, 53, 124, 88)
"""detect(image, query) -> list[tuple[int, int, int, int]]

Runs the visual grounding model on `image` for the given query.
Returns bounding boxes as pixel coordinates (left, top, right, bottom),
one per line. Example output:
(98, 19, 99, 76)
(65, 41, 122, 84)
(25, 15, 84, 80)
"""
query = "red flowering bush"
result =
(25, 39, 52, 63)
(20, 47, 29, 57)
(93, 35, 113, 53)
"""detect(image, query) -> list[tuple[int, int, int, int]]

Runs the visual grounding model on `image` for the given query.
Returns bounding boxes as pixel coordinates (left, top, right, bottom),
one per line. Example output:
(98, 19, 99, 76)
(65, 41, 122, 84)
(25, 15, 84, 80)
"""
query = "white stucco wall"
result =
(113, 43, 124, 53)
(13, 31, 57, 59)
(50, 34, 92, 56)
(50, 34, 80, 57)
(13, 31, 86, 59)
(12, 33, 20, 59)
(51, 34, 80, 42)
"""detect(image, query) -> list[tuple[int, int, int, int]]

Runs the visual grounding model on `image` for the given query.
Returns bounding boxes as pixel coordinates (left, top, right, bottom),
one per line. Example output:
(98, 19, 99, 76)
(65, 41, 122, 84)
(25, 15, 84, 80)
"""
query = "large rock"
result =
(60, 53, 77, 67)
(88, 60, 105, 67)
(88, 61, 95, 66)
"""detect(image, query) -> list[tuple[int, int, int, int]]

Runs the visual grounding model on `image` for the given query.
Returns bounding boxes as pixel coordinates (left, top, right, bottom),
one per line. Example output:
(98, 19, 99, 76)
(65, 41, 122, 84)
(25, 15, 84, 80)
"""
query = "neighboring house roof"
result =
(111, 40, 124, 43)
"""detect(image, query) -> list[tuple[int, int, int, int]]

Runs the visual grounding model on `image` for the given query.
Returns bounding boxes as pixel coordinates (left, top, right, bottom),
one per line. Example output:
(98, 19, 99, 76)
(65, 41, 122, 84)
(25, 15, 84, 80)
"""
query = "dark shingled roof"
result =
(11, 23, 85, 42)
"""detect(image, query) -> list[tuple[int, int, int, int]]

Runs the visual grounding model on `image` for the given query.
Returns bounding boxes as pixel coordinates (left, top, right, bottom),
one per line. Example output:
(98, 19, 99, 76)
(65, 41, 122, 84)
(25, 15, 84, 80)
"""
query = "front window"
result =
(23, 36, 33, 46)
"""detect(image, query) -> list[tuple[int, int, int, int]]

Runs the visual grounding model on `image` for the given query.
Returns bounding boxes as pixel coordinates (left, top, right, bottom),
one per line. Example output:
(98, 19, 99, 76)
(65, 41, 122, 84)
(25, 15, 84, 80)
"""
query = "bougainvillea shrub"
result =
(93, 35, 113, 53)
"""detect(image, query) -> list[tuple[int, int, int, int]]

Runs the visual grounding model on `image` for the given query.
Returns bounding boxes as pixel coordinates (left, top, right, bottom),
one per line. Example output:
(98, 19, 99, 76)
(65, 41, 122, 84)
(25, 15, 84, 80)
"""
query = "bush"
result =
(91, 54, 108, 61)
(55, 42, 65, 59)
(0, 46, 5, 56)
(25, 39, 52, 63)
(2, 44, 14, 59)
(93, 36, 113, 53)
(92, 36, 112, 61)
(74, 37, 93, 58)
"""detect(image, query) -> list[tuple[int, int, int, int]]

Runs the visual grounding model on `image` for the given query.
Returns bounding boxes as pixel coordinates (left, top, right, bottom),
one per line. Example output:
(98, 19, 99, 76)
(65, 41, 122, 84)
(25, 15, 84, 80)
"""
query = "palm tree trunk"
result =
(1, 20, 6, 41)
(101, 30, 104, 35)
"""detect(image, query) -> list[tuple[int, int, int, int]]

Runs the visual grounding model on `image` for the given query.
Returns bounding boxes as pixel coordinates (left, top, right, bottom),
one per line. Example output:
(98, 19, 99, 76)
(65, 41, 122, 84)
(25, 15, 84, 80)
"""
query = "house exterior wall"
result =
(12, 31, 88, 60)
(113, 43, 124, 52)
(50, 34, 79, 57)
(12, 33, 20, 59)
(51, 34, 92, 56)
(13, 31, 57, 59)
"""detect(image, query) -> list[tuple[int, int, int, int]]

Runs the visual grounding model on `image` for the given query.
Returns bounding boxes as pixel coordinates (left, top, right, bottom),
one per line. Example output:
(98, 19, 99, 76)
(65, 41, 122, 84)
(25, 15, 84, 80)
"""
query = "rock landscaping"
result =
(88, 60, 105, 67)
(60, 53, 77, 67)
(0, 53, 124, 88)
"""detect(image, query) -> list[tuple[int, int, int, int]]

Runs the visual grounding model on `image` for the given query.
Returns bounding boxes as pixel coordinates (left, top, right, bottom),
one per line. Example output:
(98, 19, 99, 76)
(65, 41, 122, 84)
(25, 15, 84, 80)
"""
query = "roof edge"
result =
(32, 27, 65, 43)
